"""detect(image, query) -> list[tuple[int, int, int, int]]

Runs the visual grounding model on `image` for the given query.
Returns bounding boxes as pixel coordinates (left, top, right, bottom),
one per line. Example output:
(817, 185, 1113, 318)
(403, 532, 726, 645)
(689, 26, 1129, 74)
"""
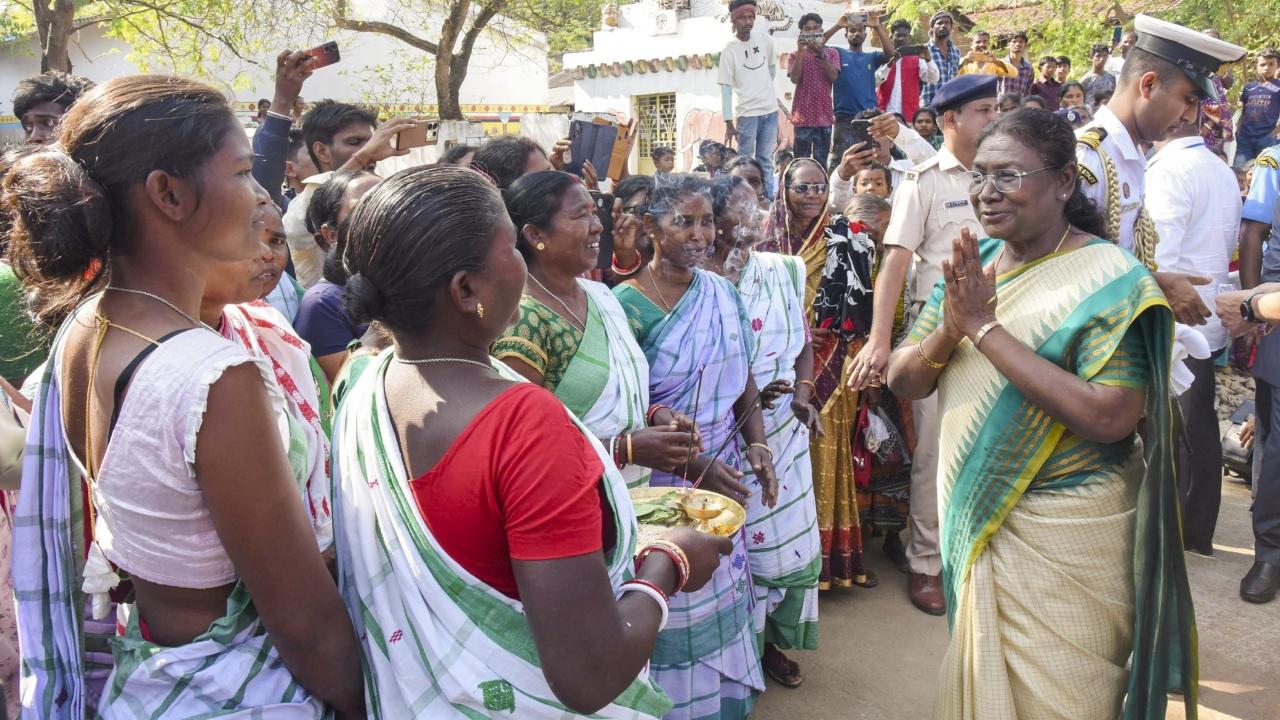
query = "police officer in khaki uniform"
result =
(847, 75, 997, 615)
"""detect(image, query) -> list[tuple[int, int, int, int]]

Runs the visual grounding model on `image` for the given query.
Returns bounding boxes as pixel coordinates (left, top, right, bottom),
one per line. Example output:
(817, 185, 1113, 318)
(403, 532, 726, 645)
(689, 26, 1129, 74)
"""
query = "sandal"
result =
(763, 644, 804, 688)
(853, 568, 880, 588)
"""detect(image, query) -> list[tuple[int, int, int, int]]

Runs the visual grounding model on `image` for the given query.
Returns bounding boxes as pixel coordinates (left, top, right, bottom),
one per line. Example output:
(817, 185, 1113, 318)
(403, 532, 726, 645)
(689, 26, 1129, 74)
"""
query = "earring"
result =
(536, 242, 546, 251)
(718, 229, 724, 236)
(477, 303, 485, 319)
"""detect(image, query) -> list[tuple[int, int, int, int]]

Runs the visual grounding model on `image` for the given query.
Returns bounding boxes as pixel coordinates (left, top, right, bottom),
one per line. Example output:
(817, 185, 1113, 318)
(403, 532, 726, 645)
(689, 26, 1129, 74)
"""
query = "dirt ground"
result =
(751, 470, 1280, 719)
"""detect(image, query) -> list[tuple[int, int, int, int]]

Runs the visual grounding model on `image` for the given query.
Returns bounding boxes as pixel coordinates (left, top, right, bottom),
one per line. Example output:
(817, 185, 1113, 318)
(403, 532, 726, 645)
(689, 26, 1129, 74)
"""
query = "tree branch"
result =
(333, 0, 439, 54)
(115, 0, 264, 66)
(460, 0, 506, 60)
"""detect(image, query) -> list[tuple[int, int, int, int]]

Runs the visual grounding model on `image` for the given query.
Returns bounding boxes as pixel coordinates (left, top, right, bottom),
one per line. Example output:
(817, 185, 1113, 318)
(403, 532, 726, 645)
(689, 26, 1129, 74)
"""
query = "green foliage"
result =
(510, 0, 605, 57)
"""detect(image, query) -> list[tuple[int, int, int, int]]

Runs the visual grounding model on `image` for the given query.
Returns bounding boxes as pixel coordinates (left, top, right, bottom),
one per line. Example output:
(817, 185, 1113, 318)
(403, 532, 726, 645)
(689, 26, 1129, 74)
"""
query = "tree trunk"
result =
(33, 0, 77, 73)
(434, 0, 468, 120)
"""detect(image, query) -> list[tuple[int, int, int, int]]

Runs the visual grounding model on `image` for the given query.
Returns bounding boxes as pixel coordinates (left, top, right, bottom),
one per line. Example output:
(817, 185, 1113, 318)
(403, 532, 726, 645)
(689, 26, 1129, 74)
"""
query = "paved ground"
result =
(752, 474, 1280, 719)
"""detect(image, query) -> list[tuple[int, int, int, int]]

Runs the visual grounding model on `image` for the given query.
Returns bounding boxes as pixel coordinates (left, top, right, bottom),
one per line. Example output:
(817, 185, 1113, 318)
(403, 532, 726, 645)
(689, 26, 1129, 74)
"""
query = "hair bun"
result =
(2, 149, 112, 326)
(343, 272, 384, 324)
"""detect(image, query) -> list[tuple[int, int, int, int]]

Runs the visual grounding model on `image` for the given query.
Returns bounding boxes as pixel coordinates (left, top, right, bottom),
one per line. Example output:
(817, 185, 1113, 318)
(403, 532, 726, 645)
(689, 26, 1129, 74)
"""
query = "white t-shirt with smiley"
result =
(718, 29, 778, 119)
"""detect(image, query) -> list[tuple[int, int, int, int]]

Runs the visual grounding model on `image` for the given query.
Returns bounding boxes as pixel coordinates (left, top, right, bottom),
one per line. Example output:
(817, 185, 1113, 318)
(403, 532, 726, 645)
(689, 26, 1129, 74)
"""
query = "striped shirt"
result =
(922, 41, 961, 106)
(999, 56, 1035, 97)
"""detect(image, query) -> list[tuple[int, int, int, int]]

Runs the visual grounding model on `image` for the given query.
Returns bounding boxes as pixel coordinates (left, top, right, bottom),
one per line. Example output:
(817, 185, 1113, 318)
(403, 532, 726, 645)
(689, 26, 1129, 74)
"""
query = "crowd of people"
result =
(0, 3, 1276, 720)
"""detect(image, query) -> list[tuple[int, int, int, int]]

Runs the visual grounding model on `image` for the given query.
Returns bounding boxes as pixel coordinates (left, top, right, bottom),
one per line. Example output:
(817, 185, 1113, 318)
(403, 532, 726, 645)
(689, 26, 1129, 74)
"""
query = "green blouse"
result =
(492, 295, 583, 392)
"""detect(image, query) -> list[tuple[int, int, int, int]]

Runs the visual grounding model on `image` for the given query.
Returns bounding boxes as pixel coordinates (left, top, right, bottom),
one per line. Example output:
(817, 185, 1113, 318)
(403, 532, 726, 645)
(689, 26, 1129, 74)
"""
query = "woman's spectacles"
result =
(964, 166, 1058, 194)
(789, 183, 829, 196)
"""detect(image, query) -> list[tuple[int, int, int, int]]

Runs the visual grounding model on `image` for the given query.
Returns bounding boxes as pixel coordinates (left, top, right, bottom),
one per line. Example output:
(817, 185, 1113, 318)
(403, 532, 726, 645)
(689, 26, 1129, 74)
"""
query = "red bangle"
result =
(635, 543, 688, 595)
(612, 252, 643, 276)
(624, 577, 669, 602)
(646, 404, 669, 426)
(613, 436, 626, 469)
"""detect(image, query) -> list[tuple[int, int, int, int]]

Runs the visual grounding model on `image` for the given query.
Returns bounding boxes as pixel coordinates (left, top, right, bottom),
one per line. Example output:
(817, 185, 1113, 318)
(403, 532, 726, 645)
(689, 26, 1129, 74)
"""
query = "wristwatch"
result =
(1242, 293, 1264, 324)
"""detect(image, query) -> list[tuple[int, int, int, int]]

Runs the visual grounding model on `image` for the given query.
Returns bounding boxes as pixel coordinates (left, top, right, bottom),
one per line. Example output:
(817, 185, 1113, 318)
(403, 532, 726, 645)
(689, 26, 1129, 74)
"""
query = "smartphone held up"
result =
(303, 41, 341, 70)
(390, 120, 440, 151)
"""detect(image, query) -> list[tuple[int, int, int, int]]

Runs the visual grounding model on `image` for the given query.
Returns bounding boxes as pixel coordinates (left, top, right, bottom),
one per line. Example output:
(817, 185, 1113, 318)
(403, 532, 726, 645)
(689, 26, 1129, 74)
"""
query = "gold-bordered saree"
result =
(908, 238, 1195, 720)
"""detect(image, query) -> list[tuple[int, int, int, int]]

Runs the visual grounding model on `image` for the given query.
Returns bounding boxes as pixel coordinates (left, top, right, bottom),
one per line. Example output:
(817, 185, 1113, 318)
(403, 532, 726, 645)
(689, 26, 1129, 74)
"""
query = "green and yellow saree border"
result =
(913, 238, 1196, 718)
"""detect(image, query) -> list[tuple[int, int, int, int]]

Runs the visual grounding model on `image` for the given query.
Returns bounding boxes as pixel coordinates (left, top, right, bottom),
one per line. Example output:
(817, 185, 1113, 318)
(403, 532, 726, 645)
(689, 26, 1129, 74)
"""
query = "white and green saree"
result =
(736, 252, 821, 651)
(331, 353, 672, 719)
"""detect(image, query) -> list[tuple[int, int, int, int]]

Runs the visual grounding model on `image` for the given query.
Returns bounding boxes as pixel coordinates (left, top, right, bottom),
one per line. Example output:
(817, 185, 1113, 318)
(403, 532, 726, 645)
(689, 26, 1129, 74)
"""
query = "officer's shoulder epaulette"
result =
(903, 155, 941, 182)
(1257, 148, 1280, 170)
(1076, 126, 1108, 151)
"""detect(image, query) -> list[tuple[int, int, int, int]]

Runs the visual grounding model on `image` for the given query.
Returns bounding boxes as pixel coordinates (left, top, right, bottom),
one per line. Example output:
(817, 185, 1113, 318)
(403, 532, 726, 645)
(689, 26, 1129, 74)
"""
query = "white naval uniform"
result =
(1146, 136, 1242, 350)
(1076, 105, 1146, 252)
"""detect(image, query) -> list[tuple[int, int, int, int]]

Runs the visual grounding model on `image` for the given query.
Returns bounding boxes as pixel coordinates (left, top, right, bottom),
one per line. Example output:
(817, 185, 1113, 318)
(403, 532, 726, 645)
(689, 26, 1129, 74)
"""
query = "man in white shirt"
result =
(1076, 14, 1245, 326)
(875, 19, 939, 121)
(829, 111, 936, 207)
(719, 0, 779, 198)
(1147, 119, 1242, 556)
(283, 102, 417, 289)
(1105, 30, 1136, 76)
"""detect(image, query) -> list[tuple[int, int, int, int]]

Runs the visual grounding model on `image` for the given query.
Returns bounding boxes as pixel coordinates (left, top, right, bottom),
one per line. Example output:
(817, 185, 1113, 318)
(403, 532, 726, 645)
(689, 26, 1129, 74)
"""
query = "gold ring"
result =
(955, 274, 968, 281)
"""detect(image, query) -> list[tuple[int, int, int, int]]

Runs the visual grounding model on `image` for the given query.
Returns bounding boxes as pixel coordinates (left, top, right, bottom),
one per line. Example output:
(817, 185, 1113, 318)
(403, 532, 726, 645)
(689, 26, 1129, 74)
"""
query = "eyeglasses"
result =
(963, 166, 1058, 194)
(788, 183, 829, 196)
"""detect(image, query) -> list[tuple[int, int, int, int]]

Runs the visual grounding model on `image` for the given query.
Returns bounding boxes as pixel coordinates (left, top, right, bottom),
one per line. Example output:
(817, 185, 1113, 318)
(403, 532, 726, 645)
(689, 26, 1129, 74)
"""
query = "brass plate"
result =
(629, 487, 746, 539)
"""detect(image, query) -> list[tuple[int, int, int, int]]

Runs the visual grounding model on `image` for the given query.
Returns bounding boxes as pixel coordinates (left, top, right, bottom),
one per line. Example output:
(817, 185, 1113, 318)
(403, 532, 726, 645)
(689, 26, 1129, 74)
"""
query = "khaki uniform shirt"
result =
(883, 146, 984, 307)
(1076, 105, 1146, 252)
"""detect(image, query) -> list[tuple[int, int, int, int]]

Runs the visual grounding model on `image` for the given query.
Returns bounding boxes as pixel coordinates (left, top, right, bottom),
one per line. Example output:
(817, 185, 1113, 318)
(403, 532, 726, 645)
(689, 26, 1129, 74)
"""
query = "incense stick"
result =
(690, 387, 766, 490)
(681, 364, 705, 477)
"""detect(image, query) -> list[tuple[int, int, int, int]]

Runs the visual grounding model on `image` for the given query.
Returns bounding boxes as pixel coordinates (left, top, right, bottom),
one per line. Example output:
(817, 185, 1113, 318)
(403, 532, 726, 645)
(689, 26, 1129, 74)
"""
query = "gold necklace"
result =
(528, 273, 584, 329)
(994, 224, 1072, 275)
(646, 264, 674, 312)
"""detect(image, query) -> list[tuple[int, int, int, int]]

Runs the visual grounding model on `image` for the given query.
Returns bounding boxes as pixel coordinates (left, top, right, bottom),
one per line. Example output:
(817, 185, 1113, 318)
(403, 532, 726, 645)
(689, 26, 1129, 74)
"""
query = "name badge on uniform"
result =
(944, 199, 969, 209)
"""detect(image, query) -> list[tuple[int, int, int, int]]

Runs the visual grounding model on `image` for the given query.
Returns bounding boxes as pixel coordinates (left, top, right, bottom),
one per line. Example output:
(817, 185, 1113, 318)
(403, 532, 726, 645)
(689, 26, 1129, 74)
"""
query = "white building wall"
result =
(0, 13, 549, 117)
(565, 3, 873, 169)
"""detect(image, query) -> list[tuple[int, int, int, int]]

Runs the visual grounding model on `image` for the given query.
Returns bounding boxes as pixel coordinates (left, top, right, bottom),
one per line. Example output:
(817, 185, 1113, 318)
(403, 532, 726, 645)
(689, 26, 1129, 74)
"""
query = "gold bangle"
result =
(748, 442, 773, 460)
(972, 320, 1001, 347)
(626, 432, 634, 466)
(796, 379, 816, 393)
(916, 338, 947, 370)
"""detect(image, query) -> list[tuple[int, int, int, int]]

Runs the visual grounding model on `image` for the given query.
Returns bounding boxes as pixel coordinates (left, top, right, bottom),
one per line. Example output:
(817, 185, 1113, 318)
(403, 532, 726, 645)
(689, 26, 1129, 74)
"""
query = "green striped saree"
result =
(736, 252, 821, 650)
(331, 353, 671, 719)
(909, 239, 1195, 720)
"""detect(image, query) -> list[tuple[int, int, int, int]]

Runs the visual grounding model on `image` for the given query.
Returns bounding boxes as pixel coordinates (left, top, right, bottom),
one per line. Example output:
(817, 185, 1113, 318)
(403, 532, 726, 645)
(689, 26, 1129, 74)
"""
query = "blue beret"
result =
(930, 75, 998, 113)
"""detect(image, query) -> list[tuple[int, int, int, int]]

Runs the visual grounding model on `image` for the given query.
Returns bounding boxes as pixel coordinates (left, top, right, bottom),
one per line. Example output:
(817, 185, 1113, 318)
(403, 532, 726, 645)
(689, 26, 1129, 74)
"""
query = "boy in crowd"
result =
(788, 13, 840, 163)
(11, 70, 95, 144)
(692, 140, 726, 176)
(1079, 43, 1118, 108)
(825, 10, 891, 168)
(998, 31, 1034, 96)
(1054, 55, 1072, 82)
(651, 146, 676, 173)
(1029, 55, 1063, 109)
(1235, 49, 1280, 169)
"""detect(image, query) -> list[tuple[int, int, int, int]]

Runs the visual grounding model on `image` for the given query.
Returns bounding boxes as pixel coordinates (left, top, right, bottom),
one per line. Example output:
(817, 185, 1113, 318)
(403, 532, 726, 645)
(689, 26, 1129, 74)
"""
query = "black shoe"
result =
(1184, 541, 1214, 557)
(1240, 561, 1280, 604)
(882, 532, 909, 574)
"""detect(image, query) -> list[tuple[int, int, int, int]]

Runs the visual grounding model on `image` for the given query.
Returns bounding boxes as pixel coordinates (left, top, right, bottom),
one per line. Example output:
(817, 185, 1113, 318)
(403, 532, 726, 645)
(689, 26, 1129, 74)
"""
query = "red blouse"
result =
(409, 383, 608, 599)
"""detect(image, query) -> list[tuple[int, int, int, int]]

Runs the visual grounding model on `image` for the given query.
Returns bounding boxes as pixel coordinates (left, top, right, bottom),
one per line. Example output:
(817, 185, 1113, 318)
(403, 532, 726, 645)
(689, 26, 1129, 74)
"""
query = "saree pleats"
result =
(910, 239, 1195, 720)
